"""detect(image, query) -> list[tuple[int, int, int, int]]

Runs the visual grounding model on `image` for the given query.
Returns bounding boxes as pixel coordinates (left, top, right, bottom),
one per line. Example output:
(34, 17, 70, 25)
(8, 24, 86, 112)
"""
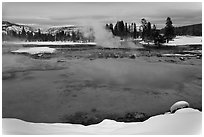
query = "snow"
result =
(163, 36, 202, 46)
(2, 108, 201, 135)
(11, 47, 56, 55)
(170, 101, 190, 113)
(183, 50, 202, 54)
(5, 25, 33, 33)
(52, 25, 76, 28)
(139, 36, 202, 46)
(139, 41, 155, 45)
(3, 41, 97, 46)
(161, 54, 196, 57)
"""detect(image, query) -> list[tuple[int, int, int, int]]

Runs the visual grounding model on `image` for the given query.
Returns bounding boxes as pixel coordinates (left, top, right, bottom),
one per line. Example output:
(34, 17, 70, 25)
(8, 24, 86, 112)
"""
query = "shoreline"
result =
(2, 108, 202, 134)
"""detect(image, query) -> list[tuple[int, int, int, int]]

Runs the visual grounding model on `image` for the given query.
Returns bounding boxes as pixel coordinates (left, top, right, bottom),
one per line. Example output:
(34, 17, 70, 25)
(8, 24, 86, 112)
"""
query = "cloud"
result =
(2, 2, 202, 28)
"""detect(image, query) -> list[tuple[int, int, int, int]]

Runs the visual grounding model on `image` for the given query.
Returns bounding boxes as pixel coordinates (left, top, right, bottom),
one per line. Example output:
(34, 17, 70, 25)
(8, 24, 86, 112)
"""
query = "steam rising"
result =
(79, 20, 138, 48)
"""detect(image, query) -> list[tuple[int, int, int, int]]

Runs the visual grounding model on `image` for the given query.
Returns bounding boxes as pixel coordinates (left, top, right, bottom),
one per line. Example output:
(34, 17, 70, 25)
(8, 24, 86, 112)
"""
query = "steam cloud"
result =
(78, 19, 138, 48)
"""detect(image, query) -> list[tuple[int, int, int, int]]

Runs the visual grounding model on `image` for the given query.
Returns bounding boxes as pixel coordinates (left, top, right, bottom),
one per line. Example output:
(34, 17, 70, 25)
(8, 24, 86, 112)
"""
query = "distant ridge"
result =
(160, 23, 202, 36)
(2, 21, 80, 35)
(2, 20, 34, 33)
(174, 23, 202, 36)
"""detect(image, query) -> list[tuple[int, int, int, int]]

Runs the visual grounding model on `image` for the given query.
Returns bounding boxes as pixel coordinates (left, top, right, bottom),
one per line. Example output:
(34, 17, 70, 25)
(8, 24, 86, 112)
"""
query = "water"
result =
(2, 44, 202, 124)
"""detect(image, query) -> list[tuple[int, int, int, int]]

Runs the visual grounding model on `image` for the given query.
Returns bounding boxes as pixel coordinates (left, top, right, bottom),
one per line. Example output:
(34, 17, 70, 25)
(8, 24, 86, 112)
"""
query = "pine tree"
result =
(71, 31, 76, 42)
(109, 23, 114, 35)
(141, 18, 148, 40)
(113, 21, 119, 36)
(133, 23, 137, 39)
(125, 22, 128, 36)
(147, 22, 151, 38)
(27, 31, 33, 41)
(37, 29, 41, 41)
(21, 27, 26, 39)
(164, 17, 175, 42)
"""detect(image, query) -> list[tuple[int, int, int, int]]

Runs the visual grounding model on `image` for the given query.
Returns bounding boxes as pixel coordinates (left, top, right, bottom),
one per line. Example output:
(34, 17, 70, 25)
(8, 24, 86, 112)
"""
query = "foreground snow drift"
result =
(2, 108, 201, 135)
(11, 47, 56, 55)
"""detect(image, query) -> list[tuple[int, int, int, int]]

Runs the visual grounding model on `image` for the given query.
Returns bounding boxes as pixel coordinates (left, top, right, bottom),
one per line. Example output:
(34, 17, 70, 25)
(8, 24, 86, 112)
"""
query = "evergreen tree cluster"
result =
(105, 21, 139, 39)
(105, 17, 178, 45)
(105, 19, 159, 42)
(2, 27, 95, 42)
(140, 18, 158, 41)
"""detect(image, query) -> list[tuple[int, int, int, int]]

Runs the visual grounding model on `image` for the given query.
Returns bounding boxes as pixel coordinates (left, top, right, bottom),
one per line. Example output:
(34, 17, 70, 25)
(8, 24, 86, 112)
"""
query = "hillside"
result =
(174, 23, 202, 36)
(160, 23, 202, 36)
(2, 21, 86, 41)
(46, 25, 80, 35)
(2, 21, 80, 35)
(2, 21, 34, 34)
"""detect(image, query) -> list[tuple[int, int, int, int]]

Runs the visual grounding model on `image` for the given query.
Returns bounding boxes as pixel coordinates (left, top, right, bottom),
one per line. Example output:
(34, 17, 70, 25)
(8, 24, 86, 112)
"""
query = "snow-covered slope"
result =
(2, 108, 201, 135)
(46, 25, 80, 34)
(2, 21, 34, 33)
(2, 21, 81, 35)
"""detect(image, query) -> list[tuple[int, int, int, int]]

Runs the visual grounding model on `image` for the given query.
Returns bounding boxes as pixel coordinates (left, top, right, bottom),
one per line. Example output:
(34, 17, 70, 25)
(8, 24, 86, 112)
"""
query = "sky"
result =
(2, 2, 202, 29)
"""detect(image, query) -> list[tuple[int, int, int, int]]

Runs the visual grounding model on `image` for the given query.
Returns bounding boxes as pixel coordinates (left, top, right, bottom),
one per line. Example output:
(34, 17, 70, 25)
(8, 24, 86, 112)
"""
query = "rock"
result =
(157, 54, 162, 57)
(170, 101, 190, 113)
(164, 112, 171, 114)
(179, 57, 185, 61)
(196, 55, 201, 59)
(113, 54, 119, 58)
(57, 59, 66, 62)
(37, 53, 43, 57)
(129, 54, 136, 59)
(124, 112, 148, 122)
(165, 59, 176, 63)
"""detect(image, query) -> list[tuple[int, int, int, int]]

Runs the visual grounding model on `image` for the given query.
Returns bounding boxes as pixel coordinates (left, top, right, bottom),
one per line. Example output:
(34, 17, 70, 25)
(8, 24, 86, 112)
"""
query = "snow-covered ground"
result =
(2, 108, 201, 135)
(3, 36, 202, 47)
(3, 41, 97, 46)
(163, 36, 202, 46)
(139, 36, 202, 46)
(139, 41, 155, 46)
(161, 53, 198, 57)
(11, 47, 56, 55)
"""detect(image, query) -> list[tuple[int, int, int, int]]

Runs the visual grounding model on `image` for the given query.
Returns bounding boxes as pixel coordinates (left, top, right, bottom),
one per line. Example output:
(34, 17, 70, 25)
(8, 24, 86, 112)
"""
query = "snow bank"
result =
(2, 108, 201, 135)
(163, 36, 202, 46)
(11, 47, 56, 55)
(3, 41, 97, 46)
(170, 101, 190, 113)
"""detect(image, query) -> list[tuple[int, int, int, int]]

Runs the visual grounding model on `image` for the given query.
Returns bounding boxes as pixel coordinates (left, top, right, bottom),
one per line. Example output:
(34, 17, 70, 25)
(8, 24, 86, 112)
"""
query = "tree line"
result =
(5, 17, 195, 44)
(2, 27, 95, 42)
(105, 17, 175, 44)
